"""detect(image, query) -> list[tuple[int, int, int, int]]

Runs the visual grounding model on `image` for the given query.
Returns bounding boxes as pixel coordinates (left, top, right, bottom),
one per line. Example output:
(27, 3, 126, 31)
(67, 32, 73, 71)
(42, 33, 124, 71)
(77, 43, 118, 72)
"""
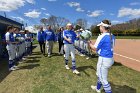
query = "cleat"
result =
(64, 54, 65, 57)
(65, 65, 70, 70)
(73, 69, 80, 74)
(86, 57, 89, 59)
(80, 54, 85, 56)
(91, 85, 101, 93)
(9, 67, 16, 71)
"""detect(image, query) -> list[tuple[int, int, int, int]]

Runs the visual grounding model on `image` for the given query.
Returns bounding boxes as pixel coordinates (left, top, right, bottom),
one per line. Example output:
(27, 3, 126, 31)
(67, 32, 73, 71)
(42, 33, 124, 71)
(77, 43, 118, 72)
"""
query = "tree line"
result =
(91, 18, 140, 36)
(37, 15, 87, 32)
(36, 15, 140, 36)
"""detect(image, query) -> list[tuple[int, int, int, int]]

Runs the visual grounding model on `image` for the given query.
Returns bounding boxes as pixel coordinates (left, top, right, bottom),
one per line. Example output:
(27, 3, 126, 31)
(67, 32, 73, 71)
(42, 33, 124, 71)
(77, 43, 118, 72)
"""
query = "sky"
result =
(0, 0, 140, 27)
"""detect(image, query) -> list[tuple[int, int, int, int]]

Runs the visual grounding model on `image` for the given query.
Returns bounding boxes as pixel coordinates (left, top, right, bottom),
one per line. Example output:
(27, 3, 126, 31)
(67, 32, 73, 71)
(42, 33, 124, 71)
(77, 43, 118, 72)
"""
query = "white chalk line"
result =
(114, 53, 140, 63)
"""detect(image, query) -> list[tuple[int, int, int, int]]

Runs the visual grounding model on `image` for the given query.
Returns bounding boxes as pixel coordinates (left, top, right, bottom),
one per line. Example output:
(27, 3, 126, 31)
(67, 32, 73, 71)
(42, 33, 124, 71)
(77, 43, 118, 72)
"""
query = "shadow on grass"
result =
(51, 53, 62, 56)
(31, 50, 43, 55)
(18, 64, 40, 70)
(32, 45, 37, 49)
(25, 60, 40, 63)
(27, 56, 42, 59)
(0, 59, 10, 83)
(89, 54, 98, 58)
(32, 52, 42, 55)
(111, 83, 136, 93)
(77, 66, 96, 77)
(0, 61, 40, 83)
(0, 45, 38, 83)
(113, 61, 122, 66)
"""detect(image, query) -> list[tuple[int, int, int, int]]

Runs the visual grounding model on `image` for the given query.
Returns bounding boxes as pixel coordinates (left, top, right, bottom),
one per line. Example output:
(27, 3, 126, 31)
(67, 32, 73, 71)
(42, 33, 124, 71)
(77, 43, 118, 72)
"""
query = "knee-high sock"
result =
(97, 77, 102, 90)
(65, 59, 68, 65)
(72, 60, 76, 70)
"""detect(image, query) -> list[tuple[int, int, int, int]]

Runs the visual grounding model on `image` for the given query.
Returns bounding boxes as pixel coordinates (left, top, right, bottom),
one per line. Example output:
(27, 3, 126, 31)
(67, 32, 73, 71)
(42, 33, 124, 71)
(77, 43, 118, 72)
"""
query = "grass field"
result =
(115, 36, 140, 39)
(0, 43, 140, 93)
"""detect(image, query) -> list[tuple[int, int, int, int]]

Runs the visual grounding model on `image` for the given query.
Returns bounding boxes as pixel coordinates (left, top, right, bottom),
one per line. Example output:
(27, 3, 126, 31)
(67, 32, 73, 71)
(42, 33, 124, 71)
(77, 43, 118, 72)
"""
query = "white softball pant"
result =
(6, 44, 16, 60)
(96, 56, 114, 93)
(64, 44, 75, 61)
(80, 40, 84, 50)
(64, 44, 77, 70)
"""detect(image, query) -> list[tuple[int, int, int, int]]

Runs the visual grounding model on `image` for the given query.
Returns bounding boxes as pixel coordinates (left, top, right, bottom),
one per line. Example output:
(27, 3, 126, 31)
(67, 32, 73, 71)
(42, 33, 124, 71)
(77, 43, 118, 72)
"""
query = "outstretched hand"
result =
(67, 38, 72, 43)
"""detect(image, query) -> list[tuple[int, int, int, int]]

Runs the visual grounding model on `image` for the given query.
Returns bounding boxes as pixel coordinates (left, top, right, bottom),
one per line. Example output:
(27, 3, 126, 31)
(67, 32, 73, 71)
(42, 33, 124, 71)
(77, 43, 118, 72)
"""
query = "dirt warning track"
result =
(114, 39, 140, 72)
(91, 39, 140, 72)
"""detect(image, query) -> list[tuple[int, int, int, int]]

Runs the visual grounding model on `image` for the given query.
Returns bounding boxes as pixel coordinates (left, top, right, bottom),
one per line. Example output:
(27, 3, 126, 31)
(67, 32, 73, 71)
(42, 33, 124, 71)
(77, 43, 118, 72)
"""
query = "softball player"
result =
(20, 32, 26, 61)
(63, 23, 80, 74)
(88, 20, 115, 93)
(18, 32, 24, 62)
(79, 28, 86, 56)
(25, 30, 32, 56)
(14, 27, 21, 62)
(83, 30, 92, 59)
(74, 29, 81, 55)
(5, 26, 18, 71)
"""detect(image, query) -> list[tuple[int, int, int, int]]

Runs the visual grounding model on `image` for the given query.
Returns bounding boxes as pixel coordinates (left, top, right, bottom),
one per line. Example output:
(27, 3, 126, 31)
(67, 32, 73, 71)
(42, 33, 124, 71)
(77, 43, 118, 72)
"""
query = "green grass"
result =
(32, 39, 39, 45)
(115, 36, 140, 39)
(0, 44, 140, 93)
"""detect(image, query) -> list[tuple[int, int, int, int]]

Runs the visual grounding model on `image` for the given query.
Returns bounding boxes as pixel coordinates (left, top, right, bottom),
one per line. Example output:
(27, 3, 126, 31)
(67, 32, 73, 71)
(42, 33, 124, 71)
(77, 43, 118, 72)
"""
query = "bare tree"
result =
(34, 25, 41, 30)
(40, 15, 69, 31)
(40, 18, 47, 26)
(56, 17, 70, 28)
(75, 18, 87, 29)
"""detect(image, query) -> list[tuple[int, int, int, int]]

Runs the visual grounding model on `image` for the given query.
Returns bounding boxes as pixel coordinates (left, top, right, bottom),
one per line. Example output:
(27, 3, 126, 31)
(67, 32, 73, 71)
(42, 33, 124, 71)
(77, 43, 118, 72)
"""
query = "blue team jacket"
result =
(37, 31, 46, 42)
(57, 31, 63, 42)
(45, 30, 55, 41)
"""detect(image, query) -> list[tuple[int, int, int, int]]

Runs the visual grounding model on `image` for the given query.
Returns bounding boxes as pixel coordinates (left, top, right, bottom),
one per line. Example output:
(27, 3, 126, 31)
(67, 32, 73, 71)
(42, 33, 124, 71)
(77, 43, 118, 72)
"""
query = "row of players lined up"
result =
(5, 26, 33, 71)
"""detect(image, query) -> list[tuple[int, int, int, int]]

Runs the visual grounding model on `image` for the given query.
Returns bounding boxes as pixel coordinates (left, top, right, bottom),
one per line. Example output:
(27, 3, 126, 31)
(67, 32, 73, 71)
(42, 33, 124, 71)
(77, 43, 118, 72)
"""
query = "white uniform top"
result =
(5, 32, 11, 50)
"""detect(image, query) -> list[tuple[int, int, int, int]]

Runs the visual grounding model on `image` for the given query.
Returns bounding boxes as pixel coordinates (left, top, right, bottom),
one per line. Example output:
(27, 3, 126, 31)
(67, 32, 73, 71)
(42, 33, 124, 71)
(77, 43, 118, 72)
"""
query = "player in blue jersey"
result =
(5, 26, 18, 71)
(25, 30, 32, 56)
(13, 27, 21, 67)
(88, 20, 115, 93)
(63, 23, 80, 75)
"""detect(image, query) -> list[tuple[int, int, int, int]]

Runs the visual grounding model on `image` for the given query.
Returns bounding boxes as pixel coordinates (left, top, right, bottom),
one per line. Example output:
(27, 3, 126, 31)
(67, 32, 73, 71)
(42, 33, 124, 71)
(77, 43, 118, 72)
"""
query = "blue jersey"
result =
(63, 30, 77, 44)
(15, 33, 22, 44)
(10, 33, 15, 42)
(16, 33, 21, 37)
(5, 32, 15, 44)
(37, 31, 46, 42)
(14, 33, 21, 40)
(45, 30, 55, 41)
(25, 33, 32, 42)
(94, 33, 115, 58)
